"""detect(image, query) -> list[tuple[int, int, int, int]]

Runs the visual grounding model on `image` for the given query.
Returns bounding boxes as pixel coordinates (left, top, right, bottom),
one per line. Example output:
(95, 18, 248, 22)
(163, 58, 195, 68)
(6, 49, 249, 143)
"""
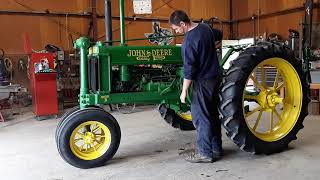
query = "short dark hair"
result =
(169, 10, 191, 26)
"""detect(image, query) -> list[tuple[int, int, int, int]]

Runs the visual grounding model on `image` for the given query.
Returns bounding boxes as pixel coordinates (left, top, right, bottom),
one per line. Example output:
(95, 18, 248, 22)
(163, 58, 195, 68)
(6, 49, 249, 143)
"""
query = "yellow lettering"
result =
(163, 49, 169, 56)
(151, 50, 156, 56)
(141, 50, 146, 56)
(160, 49, 165, 56)
(133, 50, 137, 56)
(129, 49, 174, 60)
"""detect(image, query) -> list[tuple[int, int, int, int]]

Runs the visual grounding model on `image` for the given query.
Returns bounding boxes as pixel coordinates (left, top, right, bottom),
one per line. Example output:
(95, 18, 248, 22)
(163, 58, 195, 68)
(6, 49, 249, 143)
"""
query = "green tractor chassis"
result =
(56, 0, 311, 169)
(76, 37, 185, 108)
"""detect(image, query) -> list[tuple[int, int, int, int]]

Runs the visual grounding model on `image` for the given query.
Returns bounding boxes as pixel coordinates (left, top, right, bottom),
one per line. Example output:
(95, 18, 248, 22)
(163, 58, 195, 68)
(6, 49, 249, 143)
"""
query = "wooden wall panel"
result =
(0, 0, 89, 54)
(0, 0, 230, 55)
(0, 15, 88, 54)
(0, 0, 88, 13)
(39, 17, 87, 50)
(0, 15, 41, 54)
(232, 0, 320, 39)
(232, 0, 249, 19)
(190, 0, 230, 20)
(0, 0, 230, 88)
(233, 0, 304, 18)
(96, 0, 230, 45)
(236, 12, 304, 39)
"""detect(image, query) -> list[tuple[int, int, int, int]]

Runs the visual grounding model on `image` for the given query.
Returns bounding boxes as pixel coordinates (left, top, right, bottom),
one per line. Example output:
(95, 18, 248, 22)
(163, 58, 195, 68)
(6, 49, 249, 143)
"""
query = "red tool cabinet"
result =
(29, 53, 58, 119)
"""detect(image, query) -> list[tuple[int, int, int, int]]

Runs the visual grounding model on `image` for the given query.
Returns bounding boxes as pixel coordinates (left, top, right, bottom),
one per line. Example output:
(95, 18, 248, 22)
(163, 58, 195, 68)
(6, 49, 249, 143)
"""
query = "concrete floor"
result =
(0, 106, 320, 180)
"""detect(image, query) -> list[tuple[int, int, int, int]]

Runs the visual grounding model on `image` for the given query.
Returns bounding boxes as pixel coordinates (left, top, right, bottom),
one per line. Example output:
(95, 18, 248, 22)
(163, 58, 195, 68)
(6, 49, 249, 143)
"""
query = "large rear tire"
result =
(219, 42, 310, 154)
(158, 104, 195, 131)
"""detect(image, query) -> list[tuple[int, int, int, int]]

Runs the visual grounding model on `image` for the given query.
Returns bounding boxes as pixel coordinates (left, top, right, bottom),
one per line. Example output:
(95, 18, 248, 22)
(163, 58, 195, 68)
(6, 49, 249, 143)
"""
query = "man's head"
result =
(169, 10, 191, 34)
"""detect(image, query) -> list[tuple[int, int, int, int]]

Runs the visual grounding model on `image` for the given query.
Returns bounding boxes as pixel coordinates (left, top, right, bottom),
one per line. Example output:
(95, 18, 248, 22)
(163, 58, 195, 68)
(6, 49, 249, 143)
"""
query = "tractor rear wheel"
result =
(56, 107, 121, 168)
(219, 42, 310, 154)
(158, 104, 195, 131)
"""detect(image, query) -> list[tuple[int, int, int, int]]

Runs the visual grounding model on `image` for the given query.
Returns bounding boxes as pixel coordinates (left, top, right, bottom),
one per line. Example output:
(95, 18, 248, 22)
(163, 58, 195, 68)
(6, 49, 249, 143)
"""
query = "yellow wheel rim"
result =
(177, 112, 192, 121)
(243, 58, 302, 142)
(70, 121, 111, 160)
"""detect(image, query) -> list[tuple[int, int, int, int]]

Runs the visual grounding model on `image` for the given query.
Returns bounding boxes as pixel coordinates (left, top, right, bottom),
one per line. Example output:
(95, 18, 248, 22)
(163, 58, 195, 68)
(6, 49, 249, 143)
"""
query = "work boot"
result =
(212, 151, 223, 162)
(184, 152, 213, 163)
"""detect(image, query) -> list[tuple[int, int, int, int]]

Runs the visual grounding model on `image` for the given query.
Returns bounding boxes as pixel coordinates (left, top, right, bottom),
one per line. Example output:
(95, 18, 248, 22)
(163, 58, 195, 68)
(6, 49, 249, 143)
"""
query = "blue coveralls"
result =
(182, 23, 223, 157)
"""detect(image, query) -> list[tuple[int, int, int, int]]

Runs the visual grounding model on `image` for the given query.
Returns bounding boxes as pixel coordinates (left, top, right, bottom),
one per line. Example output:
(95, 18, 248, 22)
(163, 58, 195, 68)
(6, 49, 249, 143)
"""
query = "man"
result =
(169, 10, 223, 163)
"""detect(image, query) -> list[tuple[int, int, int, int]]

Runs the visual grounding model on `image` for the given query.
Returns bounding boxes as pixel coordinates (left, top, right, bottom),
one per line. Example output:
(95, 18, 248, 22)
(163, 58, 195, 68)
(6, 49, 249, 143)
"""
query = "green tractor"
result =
(55, 0, 313, 169)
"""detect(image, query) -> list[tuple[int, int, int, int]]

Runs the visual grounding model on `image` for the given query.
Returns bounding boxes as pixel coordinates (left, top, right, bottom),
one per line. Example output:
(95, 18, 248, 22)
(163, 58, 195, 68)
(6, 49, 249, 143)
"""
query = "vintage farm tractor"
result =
(55, 0, 313, 169)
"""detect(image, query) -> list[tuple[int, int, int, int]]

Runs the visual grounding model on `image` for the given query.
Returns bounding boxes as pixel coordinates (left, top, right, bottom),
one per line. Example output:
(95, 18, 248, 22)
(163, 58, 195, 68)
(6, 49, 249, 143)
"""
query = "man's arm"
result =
(180, 78, 192, 103)
(183, 40, 198, 80)
(181, 40, 198, 103)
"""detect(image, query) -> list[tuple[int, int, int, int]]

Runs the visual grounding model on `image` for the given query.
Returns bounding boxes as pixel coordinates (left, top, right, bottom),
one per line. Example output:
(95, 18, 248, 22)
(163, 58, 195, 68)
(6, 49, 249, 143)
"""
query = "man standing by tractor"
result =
(169, 10, 223, 163)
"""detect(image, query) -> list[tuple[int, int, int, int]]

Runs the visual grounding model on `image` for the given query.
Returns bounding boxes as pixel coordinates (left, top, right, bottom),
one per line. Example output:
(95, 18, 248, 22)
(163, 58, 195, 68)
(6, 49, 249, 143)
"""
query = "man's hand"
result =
(180, 90, 188, 103)
(180, 78, 192, 103)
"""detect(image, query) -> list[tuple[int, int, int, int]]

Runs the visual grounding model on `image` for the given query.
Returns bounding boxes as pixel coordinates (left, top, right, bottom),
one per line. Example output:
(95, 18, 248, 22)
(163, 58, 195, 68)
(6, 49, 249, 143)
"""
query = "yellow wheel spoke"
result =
(250, 75, 265, 91)
(91, 143, 97, 152)
(270, 110, 274, 132)
(95, 134, 106, 138)
(90, 123, 98, 132)
(76, 132, 84, 137)
(85, 144, 89, 152)
(92, 126, 101, 133)
(253, 111, 263, 131)
(273, 69, 280, 89)
(80, 144, 85, 151)
(94, 139, 101, 144)
(91, 125, 98, 132)
(276, 82, 285, 91)
(90, 124, 95, 132)
(245, 106, 262, 118)
(244, 95, 258, 101)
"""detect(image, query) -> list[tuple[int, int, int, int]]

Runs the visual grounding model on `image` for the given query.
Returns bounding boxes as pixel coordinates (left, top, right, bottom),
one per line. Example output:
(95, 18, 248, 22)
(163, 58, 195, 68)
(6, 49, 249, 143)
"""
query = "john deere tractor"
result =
(55, 0, 312, 169)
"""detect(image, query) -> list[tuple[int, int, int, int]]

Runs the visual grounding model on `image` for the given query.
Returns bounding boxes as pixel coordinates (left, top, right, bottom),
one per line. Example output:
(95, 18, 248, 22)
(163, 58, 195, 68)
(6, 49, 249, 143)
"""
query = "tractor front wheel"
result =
(56, 107, 121, 168)
(55, 105, 103, 144)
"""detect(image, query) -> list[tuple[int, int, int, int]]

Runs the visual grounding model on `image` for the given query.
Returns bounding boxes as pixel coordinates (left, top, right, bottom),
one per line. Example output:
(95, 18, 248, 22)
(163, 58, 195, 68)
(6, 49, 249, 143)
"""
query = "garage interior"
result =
(0, 0, 320, 180)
